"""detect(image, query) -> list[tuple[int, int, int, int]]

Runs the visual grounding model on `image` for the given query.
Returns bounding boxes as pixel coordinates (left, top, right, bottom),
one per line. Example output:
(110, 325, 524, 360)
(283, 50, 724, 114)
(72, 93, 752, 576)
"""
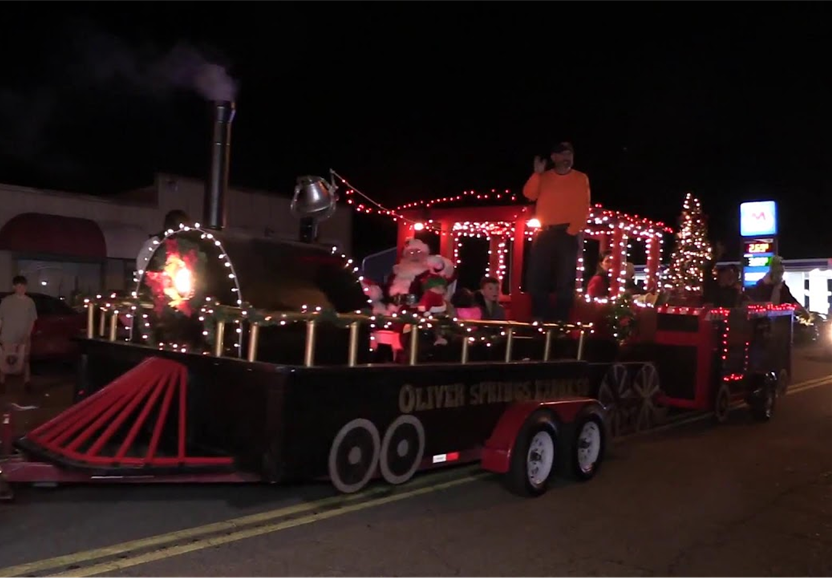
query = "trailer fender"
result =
(481, 398, 604, 474)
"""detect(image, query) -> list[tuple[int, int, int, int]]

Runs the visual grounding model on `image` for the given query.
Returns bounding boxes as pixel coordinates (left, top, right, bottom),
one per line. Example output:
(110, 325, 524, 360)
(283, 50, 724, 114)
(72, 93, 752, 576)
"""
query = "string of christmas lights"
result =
(326, 169, 673, 298)
(661, 192, 712, 296)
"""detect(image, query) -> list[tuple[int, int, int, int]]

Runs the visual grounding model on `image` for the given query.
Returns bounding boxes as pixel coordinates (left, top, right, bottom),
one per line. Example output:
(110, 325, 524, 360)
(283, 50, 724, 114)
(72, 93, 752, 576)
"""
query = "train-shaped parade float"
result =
(0, 100, 795, 501)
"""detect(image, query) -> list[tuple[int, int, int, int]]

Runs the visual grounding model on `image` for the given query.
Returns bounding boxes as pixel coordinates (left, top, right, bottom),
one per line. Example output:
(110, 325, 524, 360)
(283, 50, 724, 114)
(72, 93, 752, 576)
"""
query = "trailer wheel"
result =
(328, 418, 381, 494)
(714, 383, 731, 424)
(562, 414, 605, 482)
(505, 412, 558, 498)
(379, 415, 425, 485)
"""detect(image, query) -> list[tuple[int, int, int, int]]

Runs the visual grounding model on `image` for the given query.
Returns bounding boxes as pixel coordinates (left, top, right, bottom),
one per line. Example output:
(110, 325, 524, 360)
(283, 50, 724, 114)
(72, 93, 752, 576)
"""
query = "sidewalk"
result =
(1, 369, 76, 437)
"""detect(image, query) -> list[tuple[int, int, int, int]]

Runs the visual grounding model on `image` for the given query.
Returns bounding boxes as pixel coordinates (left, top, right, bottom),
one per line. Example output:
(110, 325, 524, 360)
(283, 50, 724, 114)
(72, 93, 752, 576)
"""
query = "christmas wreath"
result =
(140, 236, 210, 349)
(608, 293, 638, 344)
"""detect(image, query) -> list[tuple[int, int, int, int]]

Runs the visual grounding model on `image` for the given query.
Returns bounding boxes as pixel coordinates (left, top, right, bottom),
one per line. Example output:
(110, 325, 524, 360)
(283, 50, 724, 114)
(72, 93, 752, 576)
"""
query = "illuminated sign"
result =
(744, 241, 773, 255)
(740, 201, 778, 237)
(741, 236, 778, 288)
(746, 256, 772, 268)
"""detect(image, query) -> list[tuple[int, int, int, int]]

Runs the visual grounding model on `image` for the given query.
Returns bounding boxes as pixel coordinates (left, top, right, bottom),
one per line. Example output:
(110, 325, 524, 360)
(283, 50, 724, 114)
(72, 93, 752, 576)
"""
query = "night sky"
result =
(1, 5, 829, 262)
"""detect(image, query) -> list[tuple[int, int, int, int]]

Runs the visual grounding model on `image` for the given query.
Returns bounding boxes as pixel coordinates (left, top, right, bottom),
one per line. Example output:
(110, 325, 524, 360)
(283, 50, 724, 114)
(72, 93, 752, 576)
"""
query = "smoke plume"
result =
(71, 22, 239, 102)
(0, 20, 238, 176)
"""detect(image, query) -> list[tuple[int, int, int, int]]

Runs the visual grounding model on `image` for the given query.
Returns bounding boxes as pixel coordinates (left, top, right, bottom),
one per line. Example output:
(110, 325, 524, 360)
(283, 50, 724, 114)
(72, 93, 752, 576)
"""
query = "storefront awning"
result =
(0, 212, 107, 260)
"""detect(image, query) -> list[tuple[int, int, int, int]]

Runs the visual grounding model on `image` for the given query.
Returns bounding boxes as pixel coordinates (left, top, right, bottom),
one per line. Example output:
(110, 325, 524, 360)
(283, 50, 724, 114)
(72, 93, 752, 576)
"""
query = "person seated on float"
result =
(745, 256, 808, 316)
(622, 262, 645, 295)
(702, 259, 745, 309)
(586, 251, 614, 299)
(699, 242, 739, 308)
(136, 209, 191, 276)
(473, 276, 506, 320)
(451, 287, 483, 320)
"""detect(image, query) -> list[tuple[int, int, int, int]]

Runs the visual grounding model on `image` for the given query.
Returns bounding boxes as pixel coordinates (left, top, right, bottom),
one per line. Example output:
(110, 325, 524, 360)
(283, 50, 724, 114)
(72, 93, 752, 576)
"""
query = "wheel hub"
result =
(347, 446, 362, 465)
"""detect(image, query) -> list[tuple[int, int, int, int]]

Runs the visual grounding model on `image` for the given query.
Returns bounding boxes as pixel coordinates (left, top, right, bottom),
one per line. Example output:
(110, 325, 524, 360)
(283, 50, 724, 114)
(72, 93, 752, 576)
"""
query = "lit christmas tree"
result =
(662, 192, 713, 296)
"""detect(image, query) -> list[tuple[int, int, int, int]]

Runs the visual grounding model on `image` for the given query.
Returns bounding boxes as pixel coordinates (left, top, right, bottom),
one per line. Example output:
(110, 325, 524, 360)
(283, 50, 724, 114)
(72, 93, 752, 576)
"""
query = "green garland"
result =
(608, 293, 638, 344)
(93, 296, 578, 355)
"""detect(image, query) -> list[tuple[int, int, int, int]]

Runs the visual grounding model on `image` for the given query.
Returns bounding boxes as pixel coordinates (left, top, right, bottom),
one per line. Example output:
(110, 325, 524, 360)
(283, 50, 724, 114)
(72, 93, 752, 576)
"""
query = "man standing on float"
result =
(522, 141, 591, 322)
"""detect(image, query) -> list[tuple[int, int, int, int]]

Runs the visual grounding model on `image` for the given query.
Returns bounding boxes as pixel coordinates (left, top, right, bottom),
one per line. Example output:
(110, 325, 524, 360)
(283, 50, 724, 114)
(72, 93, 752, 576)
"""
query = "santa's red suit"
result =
(386, 238, 432, 306)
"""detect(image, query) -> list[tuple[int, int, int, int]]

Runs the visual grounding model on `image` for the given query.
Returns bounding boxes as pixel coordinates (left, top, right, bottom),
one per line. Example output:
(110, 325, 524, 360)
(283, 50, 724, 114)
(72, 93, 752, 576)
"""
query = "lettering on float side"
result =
(397, 377, 590, 414)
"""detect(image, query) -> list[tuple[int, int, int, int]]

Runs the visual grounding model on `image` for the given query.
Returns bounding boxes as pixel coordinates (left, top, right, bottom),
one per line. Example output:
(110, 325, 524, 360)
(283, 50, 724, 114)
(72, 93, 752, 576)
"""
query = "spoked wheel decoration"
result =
(526, 431, 555, 488)
(328, 418, 381, 494)
(379, 415, 425, 485)
(576, 420, 603, 475)
(631, 363, 667, 433)
(596, 363, 630, 437)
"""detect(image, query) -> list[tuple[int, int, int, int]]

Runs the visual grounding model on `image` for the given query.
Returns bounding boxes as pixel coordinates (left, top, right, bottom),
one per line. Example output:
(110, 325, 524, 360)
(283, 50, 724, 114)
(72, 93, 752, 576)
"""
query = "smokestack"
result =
(204, 100, 235, 230)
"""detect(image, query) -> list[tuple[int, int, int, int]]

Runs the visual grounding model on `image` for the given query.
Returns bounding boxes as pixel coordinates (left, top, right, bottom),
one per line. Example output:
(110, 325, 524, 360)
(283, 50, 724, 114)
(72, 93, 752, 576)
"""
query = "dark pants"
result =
(528, 225, 580, 322)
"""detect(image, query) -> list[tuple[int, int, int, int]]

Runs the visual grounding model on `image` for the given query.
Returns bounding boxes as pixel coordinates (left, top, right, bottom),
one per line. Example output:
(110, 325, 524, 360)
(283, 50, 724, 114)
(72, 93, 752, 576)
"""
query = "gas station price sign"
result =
(741, 237, 777, 287)
(743, 240, 774, 255)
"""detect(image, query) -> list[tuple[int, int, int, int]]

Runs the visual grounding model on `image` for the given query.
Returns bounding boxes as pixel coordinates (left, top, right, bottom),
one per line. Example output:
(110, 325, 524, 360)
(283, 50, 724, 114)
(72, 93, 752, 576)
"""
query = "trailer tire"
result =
(328, 418, 381, 494)
(714, 383, 731, 424)
(505, 411, 558, 498)
(562, 414, 605, 482)
(379, 415, 425, 485)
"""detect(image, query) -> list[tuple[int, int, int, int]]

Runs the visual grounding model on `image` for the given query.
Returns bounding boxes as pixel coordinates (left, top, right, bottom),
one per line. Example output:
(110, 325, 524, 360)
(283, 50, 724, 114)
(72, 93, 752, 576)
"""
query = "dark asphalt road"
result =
(1, 346, 830, 577)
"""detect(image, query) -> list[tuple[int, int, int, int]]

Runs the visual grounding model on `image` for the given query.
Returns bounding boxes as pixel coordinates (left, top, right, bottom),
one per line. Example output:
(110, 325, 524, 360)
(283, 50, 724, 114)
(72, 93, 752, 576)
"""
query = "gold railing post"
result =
(304, 320, 317, 367)
(213, 321, 226, 357)
(98, 307, 106, 336)
(461, 336, 470, 364)
(504, 328, 514, 362)
(108, 311, 118, 341)
(543, 330, 553, 361)
(86, 303, 95, 339)
(577, 329, 586, 360)
(408, 326, 419, 366)
(348, 322, 360, 367)
(247, 323, 260, 362)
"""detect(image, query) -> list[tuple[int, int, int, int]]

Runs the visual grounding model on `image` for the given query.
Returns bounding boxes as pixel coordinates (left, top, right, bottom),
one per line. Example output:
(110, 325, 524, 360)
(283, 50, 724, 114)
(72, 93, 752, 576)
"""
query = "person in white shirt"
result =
(135, 210, 191, 281)
(0, 276, 38, 389)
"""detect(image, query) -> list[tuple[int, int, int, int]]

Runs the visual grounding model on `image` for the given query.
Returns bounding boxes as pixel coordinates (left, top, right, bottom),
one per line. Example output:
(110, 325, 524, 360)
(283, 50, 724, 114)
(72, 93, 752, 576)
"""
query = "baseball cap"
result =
(551, 141, 574, 154)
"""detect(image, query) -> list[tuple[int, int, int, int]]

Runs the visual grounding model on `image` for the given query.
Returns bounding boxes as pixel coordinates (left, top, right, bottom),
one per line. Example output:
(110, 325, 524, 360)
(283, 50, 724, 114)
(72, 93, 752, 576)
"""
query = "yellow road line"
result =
(0, 465, 479, 577)
(4, 374, 830, 576)
(53, 473, 487, 578)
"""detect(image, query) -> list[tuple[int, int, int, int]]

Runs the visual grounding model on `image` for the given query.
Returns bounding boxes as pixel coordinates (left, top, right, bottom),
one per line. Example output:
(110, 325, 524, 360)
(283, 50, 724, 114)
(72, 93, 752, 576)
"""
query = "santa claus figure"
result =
(387, 238, 432, 306)
(417, 275, 449, 316)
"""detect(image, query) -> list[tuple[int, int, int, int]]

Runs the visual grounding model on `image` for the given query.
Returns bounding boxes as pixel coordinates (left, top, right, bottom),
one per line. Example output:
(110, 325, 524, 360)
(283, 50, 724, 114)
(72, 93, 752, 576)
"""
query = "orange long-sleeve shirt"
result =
(522, 169, 591, 235)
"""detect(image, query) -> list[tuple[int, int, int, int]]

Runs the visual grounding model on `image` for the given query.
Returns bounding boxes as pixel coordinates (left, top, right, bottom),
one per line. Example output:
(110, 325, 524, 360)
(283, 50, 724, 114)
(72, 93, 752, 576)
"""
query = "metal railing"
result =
(85, 300, 593, 368)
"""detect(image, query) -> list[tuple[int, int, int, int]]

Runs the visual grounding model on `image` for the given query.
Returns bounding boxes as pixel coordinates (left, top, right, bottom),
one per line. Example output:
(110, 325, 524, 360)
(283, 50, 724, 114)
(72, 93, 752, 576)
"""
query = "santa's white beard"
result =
(389, 259, 428, 296)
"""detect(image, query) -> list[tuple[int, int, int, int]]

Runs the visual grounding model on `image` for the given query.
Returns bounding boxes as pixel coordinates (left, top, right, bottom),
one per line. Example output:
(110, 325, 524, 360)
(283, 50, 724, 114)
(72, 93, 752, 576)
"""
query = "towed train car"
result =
(3, 227, 614, 499)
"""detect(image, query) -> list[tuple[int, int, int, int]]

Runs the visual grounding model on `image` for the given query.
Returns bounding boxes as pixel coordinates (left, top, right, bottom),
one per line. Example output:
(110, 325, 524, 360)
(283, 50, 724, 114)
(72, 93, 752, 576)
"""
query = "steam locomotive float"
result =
(0, 101, 793, 501)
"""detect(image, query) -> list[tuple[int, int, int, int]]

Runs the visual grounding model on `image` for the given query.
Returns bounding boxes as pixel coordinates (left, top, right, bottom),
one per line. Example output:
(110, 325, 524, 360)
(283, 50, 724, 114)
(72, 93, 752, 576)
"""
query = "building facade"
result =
(0, 173, 352, 298)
